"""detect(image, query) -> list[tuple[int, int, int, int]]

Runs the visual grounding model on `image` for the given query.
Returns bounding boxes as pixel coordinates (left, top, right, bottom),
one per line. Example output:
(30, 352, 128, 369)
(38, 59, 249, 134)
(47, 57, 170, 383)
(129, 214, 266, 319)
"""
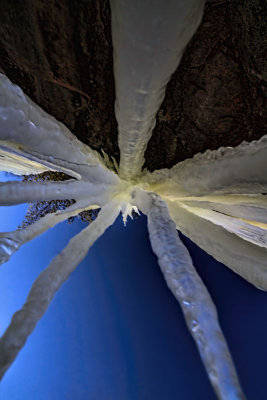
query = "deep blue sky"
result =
(0, 172, 267, 400)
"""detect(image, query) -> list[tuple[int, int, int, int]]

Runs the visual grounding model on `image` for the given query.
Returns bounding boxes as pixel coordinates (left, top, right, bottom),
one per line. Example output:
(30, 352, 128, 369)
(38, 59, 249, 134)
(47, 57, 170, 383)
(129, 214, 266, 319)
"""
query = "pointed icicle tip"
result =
(0, 237, 20, 265)
(119, 203, 140, 226)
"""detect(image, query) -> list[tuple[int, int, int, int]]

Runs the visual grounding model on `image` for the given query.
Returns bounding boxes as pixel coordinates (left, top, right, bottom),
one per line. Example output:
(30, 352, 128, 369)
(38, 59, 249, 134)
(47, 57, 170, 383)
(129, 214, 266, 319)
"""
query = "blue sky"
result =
(0, 172, 267, 400)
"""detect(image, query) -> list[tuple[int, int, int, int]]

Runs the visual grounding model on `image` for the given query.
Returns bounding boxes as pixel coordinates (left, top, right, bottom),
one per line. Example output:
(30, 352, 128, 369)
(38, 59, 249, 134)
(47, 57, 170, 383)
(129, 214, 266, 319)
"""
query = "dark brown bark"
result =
(144, 0, 267, 170)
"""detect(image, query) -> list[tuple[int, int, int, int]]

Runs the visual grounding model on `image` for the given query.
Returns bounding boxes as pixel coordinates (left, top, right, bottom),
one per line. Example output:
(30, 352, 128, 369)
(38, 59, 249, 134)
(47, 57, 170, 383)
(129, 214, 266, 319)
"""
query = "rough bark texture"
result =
(0, 0, 266, 172)
(144, 0, 267, 169)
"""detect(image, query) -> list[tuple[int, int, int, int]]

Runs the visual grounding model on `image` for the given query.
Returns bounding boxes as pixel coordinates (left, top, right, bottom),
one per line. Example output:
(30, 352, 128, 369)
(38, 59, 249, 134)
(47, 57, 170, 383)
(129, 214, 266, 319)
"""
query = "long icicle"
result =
(166, 198, 267, 290)
(181, 194, 267, 223)
(0, 200, 120, 380)
(0, 73, 119, 184)
(142, 135, 267, 197)
(111, 0, 205, 179)
(0, 180, 112, 206)
(134, 190, 245, 400)
(0, 73, 104, 171)
(0, 199, 97, 265)
(177, 206, 267, 248)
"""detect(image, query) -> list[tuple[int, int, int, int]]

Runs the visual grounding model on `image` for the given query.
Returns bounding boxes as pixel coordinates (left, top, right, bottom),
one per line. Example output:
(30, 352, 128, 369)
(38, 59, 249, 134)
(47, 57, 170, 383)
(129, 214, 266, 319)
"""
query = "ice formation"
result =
(0, 1, 266, 399)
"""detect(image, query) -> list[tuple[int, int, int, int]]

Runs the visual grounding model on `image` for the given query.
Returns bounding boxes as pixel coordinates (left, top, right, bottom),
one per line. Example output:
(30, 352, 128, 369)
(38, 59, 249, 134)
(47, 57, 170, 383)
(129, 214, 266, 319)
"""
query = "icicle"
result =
(0, 199, 96, 265)
(111, 0, 205, 179)
(166, 198, 267, 290)
(0, 200, 120, 380)
(0, 73, 98, 167)
(0, 146, 53, 176)
(135, 190, 245, 400)
(181, 194, 267, 223)
(0, 73, 118, 184)
(119, 202, 140, 226)
(143, 135, 267, 196)
(181, 206, 267, 248)
(0, 180, 115, 206)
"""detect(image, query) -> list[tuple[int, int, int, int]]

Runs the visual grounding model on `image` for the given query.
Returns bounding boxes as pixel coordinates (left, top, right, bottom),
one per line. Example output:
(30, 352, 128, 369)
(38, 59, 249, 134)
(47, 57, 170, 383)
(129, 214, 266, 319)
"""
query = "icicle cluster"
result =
(0, 1, 266, 399)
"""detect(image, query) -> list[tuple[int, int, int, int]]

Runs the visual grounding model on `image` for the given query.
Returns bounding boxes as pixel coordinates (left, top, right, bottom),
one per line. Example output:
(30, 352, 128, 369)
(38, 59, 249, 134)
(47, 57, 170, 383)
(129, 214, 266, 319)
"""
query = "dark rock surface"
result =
(0, 0, 266, 173)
